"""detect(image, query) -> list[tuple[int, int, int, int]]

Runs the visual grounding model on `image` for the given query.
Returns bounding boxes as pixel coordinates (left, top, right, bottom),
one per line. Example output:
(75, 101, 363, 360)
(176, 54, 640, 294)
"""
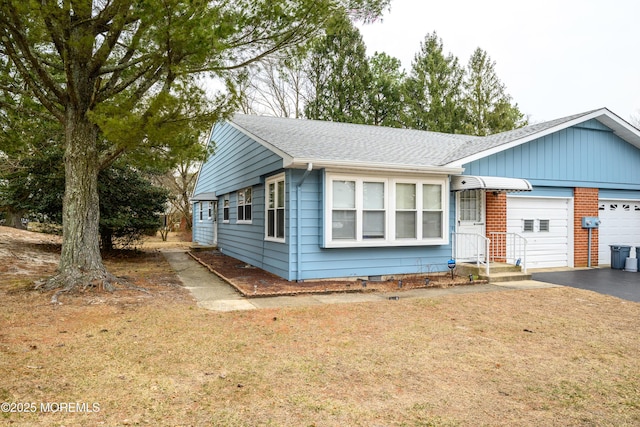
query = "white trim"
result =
(236, 187, 253, 224)
(222, 195, 230, 223)
(190, 123, 216, 200)
(289, 159, 463, 175)
(265, 173, 286, 243)
(324, 172, 449, 248)
(446, 108, 640, 167)
(599, 197, 640, 202)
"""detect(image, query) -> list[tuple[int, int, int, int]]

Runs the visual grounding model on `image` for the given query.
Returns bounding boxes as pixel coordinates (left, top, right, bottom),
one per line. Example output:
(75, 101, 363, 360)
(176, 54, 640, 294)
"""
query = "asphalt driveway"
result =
(532, 268, 640, 302)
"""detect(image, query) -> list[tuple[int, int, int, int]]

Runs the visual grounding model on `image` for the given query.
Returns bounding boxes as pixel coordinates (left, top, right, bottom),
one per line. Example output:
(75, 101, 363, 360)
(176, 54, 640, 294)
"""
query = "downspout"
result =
(296, 163, 313, 282)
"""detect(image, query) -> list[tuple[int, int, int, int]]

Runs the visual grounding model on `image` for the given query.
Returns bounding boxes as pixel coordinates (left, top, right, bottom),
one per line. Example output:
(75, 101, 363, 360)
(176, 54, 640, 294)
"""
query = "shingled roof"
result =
(227, 108, 640, 171)
(229, 114, 476, 171)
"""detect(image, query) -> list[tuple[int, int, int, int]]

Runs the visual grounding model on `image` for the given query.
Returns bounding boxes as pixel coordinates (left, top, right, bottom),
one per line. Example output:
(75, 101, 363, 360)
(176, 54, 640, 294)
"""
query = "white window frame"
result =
(207, 201, 212, 220)
(222, 195, 229, 223)
(324, 173, 449, 247)
(265, 173, 286, 242)
(237, 187, 252, 224)
(198, 202, 203, 222)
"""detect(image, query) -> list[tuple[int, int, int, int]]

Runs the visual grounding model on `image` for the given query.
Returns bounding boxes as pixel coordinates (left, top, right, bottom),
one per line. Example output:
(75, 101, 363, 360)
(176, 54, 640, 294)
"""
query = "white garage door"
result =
(598, 200, 640, 265)
(507, 197, 572, 269)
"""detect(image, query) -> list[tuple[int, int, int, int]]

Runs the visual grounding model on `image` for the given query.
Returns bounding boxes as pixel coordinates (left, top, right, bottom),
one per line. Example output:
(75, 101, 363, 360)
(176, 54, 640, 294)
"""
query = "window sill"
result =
(264, 237, 286, 244)
(323, 238, 448, 248)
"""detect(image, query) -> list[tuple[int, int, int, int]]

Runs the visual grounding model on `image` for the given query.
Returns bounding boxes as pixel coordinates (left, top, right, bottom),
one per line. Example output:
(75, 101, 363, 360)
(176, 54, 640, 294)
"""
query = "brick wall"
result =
(486, 192, 507, 261)
(574, 188, 599, 267)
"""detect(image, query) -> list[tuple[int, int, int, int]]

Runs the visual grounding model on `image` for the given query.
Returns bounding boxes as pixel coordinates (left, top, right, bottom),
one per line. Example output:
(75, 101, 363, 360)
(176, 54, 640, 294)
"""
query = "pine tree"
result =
(463, 48, 526, 136)
(402, 32, 466, 133)
(304, 14, 372, 123)
(368, 52, 405, 127)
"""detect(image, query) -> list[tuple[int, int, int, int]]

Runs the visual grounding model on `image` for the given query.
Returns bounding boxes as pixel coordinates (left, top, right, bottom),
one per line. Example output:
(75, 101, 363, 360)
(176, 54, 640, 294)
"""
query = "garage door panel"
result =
(507, 197, 571, 268)
(598, 200, 640, 265)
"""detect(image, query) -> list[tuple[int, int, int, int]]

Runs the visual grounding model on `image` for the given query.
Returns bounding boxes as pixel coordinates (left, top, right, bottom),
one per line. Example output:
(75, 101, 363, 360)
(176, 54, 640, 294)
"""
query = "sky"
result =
(357, 0, 640, 124)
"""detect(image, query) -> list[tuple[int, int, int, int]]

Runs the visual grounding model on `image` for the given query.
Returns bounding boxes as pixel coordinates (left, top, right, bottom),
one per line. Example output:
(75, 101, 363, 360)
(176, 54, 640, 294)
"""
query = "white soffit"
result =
(451, 175, 533, 192)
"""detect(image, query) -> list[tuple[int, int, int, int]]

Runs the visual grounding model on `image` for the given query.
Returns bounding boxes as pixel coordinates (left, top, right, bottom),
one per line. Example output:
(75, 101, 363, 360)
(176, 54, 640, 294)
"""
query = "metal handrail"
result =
(451, 232, 491, 277)
(488, 232, 528, 273)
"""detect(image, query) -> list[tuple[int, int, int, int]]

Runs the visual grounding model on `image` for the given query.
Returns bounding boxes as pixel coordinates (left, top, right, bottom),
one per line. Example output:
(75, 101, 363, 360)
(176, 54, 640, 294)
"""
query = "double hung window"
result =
(266, 174, 286, 241)
(222, 196, 229, 223)
(326, 173, 447, 247)
(237, 187, 252, 223)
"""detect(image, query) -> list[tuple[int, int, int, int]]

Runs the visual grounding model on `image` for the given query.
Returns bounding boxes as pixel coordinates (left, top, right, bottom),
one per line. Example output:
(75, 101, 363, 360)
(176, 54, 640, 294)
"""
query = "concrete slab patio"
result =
(162, 250, 563, 312)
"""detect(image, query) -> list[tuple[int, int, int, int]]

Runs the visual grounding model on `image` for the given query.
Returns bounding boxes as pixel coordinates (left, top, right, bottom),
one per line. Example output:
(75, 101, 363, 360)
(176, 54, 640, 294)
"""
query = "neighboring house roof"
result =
(226, 107, 640, 172)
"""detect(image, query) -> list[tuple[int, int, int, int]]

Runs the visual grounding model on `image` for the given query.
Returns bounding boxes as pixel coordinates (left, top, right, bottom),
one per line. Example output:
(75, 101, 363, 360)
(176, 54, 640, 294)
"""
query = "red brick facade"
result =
(483, 188, 601, 267)
(573, 187, 599, 267)
(485, 192, 507, 261)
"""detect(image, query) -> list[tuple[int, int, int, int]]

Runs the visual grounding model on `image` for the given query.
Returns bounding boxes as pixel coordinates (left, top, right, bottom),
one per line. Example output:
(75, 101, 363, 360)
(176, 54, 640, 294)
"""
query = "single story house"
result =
(191, 108, 640, 281)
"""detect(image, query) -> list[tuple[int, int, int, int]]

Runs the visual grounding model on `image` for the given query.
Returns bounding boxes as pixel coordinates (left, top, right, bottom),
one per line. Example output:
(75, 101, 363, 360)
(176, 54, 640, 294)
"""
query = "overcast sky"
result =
(358, 0, 640, 124)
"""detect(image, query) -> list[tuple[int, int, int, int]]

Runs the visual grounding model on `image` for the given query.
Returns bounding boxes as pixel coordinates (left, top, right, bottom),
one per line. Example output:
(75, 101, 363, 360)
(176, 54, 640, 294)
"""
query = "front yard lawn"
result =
(1, 227, 639, 426)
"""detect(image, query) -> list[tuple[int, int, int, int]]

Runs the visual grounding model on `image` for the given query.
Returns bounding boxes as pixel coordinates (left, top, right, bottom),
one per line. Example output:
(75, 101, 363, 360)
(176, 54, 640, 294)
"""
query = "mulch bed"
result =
(189, 250, 487, 297)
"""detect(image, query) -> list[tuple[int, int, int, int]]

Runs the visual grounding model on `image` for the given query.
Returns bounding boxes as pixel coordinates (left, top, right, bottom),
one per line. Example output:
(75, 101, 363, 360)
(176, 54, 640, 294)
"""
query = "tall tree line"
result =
(241, 25, 527, 135)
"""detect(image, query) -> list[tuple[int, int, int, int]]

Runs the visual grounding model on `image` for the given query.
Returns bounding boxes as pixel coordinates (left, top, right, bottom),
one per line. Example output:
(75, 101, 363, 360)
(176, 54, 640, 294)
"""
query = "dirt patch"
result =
(0, 226, 61, 277)
(190, 250, 485, 297)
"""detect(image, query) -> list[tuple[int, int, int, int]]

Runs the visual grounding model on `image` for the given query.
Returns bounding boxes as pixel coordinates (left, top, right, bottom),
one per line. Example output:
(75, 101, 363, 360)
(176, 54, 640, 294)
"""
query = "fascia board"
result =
(287, 158, 463, 175)
(190, 122, 216, 199)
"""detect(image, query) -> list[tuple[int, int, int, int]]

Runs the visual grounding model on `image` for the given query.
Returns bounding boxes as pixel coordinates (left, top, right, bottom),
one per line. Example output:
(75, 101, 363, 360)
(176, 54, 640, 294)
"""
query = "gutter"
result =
(285, 158, 463, 175)
(296, 163, 313, 282)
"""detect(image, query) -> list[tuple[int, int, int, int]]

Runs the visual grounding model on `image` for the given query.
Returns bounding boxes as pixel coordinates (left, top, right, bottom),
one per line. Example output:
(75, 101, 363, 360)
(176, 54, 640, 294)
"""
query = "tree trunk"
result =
(101, 228, 114, 252)
(5, 209, 26, 229)
(44, 110, 115, 291)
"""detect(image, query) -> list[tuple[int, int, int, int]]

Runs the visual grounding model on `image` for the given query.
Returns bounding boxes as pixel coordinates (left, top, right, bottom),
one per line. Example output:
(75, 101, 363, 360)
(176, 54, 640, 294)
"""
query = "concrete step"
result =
(458, 262, 530, 283)
(458, 262, 522, 275)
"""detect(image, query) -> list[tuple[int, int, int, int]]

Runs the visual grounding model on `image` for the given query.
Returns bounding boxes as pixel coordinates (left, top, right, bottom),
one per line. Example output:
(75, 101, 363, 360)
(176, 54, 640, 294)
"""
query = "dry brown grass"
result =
(1, 227, 639, 426)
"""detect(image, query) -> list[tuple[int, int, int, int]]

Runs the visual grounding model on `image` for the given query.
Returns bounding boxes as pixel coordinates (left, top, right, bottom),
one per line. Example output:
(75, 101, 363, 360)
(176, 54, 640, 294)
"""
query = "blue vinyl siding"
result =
(216, 178, 291, 279)
(192, 122, 291, 278)
(192, 201, 216, 245)
(463, 121, 640, 191)
(193, 122, 284, 197)
(289, 169, 454, 281)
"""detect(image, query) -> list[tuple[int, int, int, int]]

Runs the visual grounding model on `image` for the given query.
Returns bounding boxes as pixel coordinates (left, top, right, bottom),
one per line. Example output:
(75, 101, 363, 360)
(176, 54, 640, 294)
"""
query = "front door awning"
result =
(451, 175, 532, 192)
(190, 192, 218, 201)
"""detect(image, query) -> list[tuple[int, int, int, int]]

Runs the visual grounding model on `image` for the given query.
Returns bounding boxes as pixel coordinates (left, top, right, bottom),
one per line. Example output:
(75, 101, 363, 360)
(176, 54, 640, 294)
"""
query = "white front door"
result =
(456, 190, 486, 260)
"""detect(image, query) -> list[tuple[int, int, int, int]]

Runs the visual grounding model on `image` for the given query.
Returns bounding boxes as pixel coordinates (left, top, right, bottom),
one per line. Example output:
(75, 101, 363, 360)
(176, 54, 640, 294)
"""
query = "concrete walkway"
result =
(162, 250, 562, 312)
